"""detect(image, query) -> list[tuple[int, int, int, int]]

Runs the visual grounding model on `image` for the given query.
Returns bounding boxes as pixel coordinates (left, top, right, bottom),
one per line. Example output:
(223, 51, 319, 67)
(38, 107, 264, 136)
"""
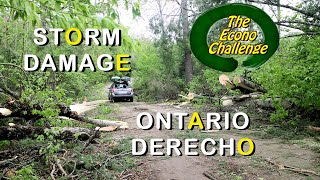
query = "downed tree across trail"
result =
(0, 99, 128, 129)
(59, 116, 129, 129)
(0, 99, 128, 141)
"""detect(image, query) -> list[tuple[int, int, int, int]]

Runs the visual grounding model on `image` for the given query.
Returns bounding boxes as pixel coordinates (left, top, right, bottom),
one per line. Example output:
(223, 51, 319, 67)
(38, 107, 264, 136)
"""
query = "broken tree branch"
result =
(277, 23, 314, 32)
(276, 21, 320, 28)
(59, 116, 129, 129)
(266, 158, 320, 176)
(247, 0, 320, 21)
(0, 63, 28, 79)
(308, 126, 320, 132)
(0, 85, 20, 100)
(81, 127, 100, 153)
(0, 156, 18, 167)
(282, 32, 320, 38)
(203, 171, 215, 180)
(50, 163, 56, 180)
(56, 159, 67, 176)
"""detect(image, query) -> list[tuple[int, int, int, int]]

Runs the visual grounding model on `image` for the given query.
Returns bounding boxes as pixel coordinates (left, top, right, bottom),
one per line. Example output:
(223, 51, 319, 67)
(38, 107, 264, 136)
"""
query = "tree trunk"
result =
(277, 0, 281, 32)
(181, 0, 192, 84)
(233, 76, 267, 93)
(59, 116, 129, 129)
(219, 75, 267, 94)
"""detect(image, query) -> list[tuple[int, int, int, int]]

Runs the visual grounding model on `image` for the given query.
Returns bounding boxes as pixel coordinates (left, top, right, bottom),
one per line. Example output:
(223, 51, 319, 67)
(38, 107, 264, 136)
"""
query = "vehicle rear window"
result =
(115, 84, 130, 88)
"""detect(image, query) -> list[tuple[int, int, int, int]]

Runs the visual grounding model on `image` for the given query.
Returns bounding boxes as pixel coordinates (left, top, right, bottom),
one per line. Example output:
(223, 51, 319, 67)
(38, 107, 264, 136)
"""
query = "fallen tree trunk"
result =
(221, 93, 274, 109)
(59, 116, 129, 129)
(219, 74, 267, 94)
(178, 93, 211, 101)
(87, 118, 128, 129)
(0, 108, 12, 117)
(221, 93, 262, 102)
(308, 126, 320, 132)
(233, 76, 267, 93)
(1, 100, 129, 132)
(0, 101, 90, 122)
(0, 156, 18, 168)
(265, 158, 320, 177)
(219, 74, 236, 90)
(0, 124, 96, 141)
(254, 98, 274, 109)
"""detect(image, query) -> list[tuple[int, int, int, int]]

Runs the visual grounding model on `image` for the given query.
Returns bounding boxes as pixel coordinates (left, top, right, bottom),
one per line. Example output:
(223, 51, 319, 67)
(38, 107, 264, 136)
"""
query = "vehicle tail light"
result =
(111, 88, 115, 93)
(131, 88, 133, 92)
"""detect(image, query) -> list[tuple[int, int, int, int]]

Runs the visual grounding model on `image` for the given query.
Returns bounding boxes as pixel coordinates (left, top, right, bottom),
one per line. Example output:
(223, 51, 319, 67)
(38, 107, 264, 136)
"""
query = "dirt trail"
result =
(107, 101, 320, 180)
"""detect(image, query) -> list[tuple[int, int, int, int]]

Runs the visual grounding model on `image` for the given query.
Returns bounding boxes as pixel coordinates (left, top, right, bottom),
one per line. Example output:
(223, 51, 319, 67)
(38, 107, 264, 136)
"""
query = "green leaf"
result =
(13, 11, 20, 20)
(24, 1, 32, 16)
(132, 2, 141, 18)
(55, 1, 61, 11)
(101, 18, 110, 28)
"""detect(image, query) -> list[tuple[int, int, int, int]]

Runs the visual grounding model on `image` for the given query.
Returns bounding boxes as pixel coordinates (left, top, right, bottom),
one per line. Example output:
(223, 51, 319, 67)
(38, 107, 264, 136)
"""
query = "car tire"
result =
(129, 97, 133, 102)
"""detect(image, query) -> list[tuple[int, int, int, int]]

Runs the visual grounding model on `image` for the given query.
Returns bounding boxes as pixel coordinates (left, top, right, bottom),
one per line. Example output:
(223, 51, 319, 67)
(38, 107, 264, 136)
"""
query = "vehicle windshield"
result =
(115, 83, 129, 89)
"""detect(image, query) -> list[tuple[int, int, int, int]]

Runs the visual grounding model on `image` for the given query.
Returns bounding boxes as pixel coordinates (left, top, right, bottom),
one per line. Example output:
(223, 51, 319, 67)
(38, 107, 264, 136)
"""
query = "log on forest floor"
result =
(0, 108, 12, 117)
(308, 126, 320, 132)
(221, 93, 274, 109)
(0, 99, 109, 120)
(219, 74, 267, 94)
(233, 76, 267, 93)
(178, 93, 215, 101)
(1, 99, 128, 140)
(59, 116, 129, 130)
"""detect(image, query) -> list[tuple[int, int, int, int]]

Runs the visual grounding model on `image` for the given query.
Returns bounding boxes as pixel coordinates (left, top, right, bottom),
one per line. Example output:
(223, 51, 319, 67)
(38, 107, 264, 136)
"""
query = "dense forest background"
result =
(133, 0, 320, 126)
(0, 0, 319, 125)
(0, 0, 319, 179)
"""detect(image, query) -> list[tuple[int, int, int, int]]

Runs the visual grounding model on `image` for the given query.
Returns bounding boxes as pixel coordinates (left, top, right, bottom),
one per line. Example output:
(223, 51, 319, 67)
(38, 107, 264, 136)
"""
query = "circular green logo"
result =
(190, 3, 279, 72)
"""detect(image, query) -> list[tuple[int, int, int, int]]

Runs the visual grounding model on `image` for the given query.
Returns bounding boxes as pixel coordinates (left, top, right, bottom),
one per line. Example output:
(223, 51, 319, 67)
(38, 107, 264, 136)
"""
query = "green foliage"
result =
(37, 130, 64, 162)
(85, 104, 118, 121)
(0, 0, 140, 29)
(133, 42, 184, 100)
(0, 140, 10, 150)
(109, 137, 132, 155)
(188, 75, 208, 94)
(0, 1, 135, 179)
(72, 137, 135, 178)
(249, 124, 320, 145)
(270, 100, 289, 123)
(251, 37, 320, 123)
(0, 0, 139, 121)
(12, 165, 38, 180)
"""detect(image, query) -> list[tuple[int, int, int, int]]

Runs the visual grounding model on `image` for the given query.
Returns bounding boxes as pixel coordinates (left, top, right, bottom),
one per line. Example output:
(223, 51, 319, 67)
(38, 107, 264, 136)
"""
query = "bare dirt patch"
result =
(107, 101, 320, 180)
